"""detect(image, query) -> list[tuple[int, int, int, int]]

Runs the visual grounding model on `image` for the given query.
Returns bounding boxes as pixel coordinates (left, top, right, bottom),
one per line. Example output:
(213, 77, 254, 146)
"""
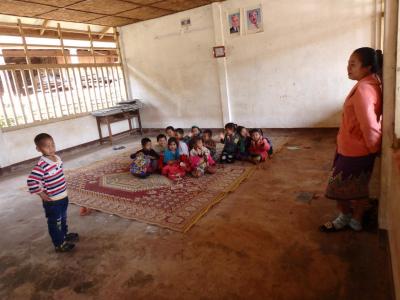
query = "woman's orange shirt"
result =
(337, 74, 382, 157)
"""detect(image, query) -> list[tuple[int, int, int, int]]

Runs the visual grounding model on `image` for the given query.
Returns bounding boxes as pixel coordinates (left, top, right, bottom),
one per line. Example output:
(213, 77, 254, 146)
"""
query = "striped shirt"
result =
(27, 155, 68, 201)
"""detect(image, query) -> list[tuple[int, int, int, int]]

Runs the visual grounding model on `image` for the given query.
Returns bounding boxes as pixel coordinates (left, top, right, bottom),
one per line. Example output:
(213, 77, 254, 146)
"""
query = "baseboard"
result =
(0, 129, 139, 176)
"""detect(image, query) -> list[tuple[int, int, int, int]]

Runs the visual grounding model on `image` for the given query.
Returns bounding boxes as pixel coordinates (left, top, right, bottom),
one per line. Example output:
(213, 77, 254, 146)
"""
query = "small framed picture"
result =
(213, 46, 226, 58)
(228, 11, 241, 36)
(246, 6, 263, 34)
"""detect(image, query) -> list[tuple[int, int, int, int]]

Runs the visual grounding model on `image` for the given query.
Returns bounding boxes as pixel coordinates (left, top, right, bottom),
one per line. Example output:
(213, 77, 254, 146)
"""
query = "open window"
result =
(0, 22, 127, 129)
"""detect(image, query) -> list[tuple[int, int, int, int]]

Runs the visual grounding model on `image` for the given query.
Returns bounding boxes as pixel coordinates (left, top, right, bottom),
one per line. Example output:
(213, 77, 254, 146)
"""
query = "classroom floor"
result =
(0, 129, 394, 300)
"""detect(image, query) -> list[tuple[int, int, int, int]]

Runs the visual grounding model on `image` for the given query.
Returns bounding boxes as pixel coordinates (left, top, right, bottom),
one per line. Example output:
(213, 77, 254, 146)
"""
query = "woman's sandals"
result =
(319, 221, 346, 232)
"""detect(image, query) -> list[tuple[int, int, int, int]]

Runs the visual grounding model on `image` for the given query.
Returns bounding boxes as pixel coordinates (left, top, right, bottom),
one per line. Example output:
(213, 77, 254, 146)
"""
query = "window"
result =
(0, 22, 127, 129)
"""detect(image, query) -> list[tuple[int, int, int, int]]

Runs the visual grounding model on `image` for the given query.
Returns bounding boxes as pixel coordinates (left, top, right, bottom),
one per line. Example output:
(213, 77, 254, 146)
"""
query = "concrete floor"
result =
(0, 129, 393, 300)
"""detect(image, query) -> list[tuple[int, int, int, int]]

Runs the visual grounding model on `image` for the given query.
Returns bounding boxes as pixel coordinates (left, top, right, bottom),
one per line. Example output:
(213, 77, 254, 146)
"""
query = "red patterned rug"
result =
(66, 153, 255, 232)
(66, 137, 288, 232)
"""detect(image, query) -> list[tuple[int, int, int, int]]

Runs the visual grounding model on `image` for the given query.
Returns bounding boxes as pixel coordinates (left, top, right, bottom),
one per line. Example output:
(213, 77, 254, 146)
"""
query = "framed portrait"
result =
(246, 6, 263, 34)
(228, 11, 241, 36)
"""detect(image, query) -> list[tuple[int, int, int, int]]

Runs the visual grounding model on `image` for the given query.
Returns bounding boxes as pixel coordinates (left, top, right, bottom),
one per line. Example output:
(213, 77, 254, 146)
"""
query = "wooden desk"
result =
(95, 110, 143, 144)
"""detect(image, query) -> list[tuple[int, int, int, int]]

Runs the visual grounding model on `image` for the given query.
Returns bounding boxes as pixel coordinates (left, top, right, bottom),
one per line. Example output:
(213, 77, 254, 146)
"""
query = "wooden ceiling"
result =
(0, 0, 223, 27)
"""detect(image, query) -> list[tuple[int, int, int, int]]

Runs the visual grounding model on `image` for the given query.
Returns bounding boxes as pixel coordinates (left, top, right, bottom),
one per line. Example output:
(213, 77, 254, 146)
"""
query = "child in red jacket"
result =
(248, 129, 271, 164)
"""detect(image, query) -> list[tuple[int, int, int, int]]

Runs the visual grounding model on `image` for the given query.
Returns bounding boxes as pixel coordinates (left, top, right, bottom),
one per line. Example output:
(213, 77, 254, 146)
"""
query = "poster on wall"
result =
(246, 6, 263, 34)
(228, 11, 241, 36)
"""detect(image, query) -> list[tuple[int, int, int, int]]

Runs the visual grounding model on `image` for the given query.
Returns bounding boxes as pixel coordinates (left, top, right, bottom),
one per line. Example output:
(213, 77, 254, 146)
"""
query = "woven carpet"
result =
(66, 137, 289, 232)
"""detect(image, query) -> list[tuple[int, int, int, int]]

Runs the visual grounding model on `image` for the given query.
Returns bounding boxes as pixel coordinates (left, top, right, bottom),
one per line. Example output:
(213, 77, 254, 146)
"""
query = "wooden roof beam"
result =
(40, 19, 49, 36)
(99, 26, 110, 40)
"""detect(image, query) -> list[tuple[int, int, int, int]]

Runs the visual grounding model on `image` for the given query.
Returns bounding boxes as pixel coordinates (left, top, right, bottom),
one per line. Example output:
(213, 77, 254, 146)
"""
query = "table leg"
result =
(137, 111, 143, 135)
(106, 117, 113, 145)
(96, 117, 103, 144)
(127, 114, 133, 135)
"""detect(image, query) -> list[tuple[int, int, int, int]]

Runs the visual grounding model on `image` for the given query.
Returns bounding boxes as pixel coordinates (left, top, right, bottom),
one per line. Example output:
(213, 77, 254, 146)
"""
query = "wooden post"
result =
(77, 66, 91, 112)
(19, 19, 44, 121)
(0, 69, 18, 125)
(17, 19, 30, 65)
(19, 69, 36, 121)
(40, 20, 49, 36)
(10, 69, 28, 123)
(82, 66, 97, 110)
(111, 65, 122, 101)
(44, 68, 58, 117)
(50, 68, 66, 116)
(113, 27, 129, 100)
(36, 68, 51, 118)
(57, 23, 77, 114)
(99, 65, 109, 107)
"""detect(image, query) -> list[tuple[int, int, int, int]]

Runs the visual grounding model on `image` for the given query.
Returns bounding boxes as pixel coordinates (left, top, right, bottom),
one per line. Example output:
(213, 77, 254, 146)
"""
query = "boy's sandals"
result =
(55, 242, 75, 253)
(319, 221, 346, 233)
(65, 232, 79, 243)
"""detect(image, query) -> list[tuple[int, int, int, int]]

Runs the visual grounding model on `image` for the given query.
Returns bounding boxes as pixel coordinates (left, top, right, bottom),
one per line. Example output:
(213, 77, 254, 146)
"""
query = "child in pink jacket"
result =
(190, 137, 216, 178)
(248, 129, 271, 164)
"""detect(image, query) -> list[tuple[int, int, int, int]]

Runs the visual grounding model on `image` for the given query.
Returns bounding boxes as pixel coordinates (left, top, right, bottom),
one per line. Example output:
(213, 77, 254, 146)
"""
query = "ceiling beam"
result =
(40, 19, 49, 36)
(99, 26, 110, 40)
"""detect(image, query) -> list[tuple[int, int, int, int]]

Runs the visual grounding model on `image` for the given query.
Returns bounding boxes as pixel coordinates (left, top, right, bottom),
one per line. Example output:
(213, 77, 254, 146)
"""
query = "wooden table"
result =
(95, 109, 143, 144)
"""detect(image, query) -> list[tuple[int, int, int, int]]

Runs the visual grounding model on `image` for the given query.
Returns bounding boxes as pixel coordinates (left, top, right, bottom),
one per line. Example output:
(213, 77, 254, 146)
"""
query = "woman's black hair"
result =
(157, 134, 167, 141)
(165, 126, 175, 131)
(168, 137, 178, 145)
(141, 137, 151, 147)
(353, 47, 383, 75)
(224, 122, 237, 131)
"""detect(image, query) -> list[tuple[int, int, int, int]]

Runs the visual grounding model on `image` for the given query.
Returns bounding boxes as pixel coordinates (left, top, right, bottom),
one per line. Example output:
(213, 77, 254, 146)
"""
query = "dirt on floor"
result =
(0, 129, 394, 300)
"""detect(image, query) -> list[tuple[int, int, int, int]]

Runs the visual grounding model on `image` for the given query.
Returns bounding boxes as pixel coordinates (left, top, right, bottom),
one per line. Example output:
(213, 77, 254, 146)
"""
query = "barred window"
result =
(0, 22, 127, 129)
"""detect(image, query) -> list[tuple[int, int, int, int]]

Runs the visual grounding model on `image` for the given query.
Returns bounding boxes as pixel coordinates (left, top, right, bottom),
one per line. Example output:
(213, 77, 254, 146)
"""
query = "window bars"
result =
(0, 21, 128, 128)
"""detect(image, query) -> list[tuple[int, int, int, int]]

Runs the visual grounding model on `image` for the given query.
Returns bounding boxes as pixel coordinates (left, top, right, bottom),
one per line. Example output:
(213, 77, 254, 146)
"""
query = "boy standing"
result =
(27, 133, 78, 252)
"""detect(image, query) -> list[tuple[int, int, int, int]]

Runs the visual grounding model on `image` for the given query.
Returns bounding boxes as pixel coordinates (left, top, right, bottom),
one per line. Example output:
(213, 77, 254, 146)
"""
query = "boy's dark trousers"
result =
(42, 197, 69, 247)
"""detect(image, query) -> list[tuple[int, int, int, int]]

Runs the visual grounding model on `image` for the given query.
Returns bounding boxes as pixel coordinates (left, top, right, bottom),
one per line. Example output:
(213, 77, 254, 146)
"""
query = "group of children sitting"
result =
(129, 123, 273, 181)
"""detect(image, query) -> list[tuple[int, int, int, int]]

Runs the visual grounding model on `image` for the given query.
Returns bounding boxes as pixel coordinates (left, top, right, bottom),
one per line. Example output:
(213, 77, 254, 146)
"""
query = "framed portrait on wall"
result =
(228, 11, 241, 36)
(246, 6, 263, 34)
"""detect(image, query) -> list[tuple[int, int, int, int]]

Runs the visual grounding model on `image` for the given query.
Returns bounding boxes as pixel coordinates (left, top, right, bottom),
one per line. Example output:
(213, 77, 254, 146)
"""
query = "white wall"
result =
(120, 0, 379, 128)
(0, 116, 133, 167)
(121, 5, 223, 128)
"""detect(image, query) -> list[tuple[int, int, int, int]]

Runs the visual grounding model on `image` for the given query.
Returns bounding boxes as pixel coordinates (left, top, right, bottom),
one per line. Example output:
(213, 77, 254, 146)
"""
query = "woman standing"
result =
(320, 47, 383, 232)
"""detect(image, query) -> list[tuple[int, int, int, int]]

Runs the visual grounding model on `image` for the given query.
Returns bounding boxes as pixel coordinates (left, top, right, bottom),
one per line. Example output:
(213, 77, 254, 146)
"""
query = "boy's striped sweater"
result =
(27, 155, 67, 201)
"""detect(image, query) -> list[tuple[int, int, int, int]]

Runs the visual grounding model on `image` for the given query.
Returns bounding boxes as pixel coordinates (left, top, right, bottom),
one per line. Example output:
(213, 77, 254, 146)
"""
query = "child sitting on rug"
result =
(130, 138, 160, 178)
(187, 125, 202, 150)
(162, 137, 188, 180)
(236, 126, 251, 161)
(202, 129, 218, 162)
(190, 137, 216, 178)
(27, 133, 79, 253)
(220, 122, 239, 163)
(154, 134, 168, 170)
(165, 126, 175, 139)
(248, 129, 272, 164)
(175, 128, 190, 163)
